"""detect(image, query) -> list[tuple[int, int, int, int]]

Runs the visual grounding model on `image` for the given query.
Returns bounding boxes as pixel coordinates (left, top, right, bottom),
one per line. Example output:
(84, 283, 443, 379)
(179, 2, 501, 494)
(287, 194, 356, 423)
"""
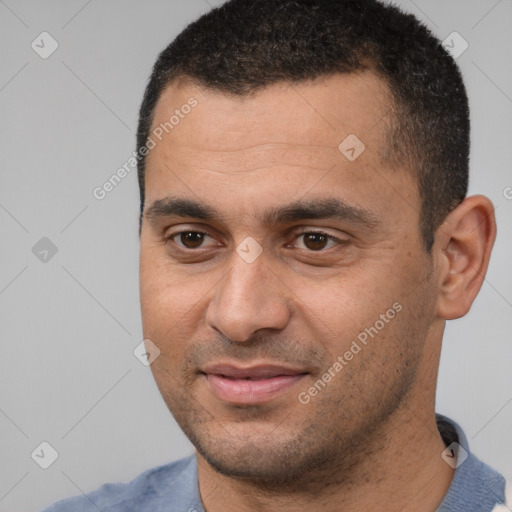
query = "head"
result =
(137, 0, 496, 488)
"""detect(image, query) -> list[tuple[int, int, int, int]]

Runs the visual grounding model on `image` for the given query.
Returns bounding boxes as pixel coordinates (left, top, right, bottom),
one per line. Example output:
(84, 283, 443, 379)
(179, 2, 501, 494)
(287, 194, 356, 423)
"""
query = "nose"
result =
(205, 249, 291, 342)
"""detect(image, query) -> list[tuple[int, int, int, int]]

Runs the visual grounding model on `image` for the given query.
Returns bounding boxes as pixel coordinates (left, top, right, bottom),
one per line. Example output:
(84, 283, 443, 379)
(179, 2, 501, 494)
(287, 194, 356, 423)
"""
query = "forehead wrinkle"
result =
(191, 164, 332, 176)
(171, 141, 336, 153)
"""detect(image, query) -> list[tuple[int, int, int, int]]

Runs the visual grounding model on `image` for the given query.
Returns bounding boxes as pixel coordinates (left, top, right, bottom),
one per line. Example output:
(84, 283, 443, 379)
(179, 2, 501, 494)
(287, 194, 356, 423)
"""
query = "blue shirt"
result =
(40, 414, 507, 511)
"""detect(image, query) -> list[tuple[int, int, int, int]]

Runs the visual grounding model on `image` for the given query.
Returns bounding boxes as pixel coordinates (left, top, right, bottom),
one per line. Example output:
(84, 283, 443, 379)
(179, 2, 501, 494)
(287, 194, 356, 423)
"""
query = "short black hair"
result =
(136, 0, 470, 251)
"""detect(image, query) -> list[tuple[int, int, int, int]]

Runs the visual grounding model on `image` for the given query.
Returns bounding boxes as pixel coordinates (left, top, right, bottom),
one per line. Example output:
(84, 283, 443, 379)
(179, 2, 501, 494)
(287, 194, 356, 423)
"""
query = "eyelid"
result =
(289, 228, 348, 250)
(164, 223, 217, 238)
(292, 227, 347, 239)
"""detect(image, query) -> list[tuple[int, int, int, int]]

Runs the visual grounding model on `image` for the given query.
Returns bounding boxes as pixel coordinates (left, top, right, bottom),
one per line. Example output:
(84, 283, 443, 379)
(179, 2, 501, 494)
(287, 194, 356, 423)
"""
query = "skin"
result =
(139, 71, 496, 512)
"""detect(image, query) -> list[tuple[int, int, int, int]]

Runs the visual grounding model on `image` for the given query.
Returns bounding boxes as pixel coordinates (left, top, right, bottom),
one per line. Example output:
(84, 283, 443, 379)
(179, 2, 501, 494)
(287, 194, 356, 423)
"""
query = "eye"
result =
(167, 230, 218, 250)
(292, 231, 345, 251)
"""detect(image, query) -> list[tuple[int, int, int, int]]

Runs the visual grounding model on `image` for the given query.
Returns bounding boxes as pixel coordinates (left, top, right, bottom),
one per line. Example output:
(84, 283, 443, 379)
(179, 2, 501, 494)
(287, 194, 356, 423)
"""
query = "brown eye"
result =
(170, 231, 212, 249)
(165, 228, 221, 260)
(292, 230, 344, 252)
(303, 232, 329, 251)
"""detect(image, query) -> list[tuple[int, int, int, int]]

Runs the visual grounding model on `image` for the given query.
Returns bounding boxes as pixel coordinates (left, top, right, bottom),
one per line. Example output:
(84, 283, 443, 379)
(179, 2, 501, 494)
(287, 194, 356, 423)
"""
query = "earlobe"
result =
(435, 195, 496, 320)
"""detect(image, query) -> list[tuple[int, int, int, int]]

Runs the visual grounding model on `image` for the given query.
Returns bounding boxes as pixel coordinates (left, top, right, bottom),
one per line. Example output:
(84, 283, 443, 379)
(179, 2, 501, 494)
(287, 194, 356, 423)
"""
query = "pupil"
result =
(181, 232, 204, 248)
(305, 233, 327, 250)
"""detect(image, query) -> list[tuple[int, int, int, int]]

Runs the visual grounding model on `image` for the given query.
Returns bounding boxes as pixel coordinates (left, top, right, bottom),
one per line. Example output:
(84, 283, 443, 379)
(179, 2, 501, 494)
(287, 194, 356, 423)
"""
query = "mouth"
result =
(200, 363, 309, 405)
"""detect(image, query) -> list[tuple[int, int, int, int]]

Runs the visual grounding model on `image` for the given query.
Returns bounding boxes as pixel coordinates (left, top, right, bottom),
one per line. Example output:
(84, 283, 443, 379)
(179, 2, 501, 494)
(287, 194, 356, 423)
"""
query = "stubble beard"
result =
(160, 352, 421, 493)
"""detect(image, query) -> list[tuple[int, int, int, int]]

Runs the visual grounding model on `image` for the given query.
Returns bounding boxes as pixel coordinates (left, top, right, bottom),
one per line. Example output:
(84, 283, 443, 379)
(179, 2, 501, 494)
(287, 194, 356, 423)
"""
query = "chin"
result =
(186, 418, 334, 487)
(198, 440, 314, 485)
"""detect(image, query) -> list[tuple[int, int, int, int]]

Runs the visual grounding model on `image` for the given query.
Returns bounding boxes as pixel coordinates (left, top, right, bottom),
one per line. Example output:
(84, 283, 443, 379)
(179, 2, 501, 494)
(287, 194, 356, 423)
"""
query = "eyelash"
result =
(165, 229, 345, 252)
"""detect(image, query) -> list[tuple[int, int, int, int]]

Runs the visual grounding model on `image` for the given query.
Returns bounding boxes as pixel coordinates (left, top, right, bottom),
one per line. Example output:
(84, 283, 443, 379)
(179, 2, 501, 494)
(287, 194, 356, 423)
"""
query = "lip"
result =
(201, 363, 308, 405)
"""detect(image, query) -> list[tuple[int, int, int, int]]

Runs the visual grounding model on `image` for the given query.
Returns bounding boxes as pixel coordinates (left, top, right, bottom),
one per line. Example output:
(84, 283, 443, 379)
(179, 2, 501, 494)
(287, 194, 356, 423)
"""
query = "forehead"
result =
(143, 72, 418, 233)
(149, 71, 394, 165)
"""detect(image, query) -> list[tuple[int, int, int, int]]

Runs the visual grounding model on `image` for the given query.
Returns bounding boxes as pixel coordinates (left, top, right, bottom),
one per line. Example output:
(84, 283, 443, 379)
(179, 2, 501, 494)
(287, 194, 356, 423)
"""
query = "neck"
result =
(196, 404, 454, 512)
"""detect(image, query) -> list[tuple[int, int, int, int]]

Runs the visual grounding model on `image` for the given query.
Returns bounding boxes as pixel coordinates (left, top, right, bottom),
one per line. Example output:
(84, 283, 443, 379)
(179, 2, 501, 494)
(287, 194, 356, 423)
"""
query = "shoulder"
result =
(492, 480, 512, 511)
(435, 413, 508, 511)
(39, 454, 200, 512)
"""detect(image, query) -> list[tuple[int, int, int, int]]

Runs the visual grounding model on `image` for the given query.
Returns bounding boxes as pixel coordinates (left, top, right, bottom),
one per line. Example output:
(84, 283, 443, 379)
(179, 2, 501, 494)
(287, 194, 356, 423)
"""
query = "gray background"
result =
(0, 0, 511, 510)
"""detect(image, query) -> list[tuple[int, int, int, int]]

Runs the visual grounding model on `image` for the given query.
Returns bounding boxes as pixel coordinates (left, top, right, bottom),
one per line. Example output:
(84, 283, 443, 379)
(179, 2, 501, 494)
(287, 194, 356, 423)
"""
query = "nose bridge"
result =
(206, 249, 289, 342)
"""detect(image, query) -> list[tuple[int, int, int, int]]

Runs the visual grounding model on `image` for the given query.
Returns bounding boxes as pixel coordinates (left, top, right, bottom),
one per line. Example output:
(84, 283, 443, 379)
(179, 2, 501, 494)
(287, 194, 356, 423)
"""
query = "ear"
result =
(434, 195, 497, 320)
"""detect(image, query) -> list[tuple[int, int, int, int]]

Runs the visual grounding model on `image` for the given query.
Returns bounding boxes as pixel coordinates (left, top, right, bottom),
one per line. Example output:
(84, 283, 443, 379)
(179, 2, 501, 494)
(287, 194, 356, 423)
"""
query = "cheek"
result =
(140, 250, 202, 319)
(139, 255, 217, 366)
(287, 264, 422, 374)
(293, 271, 398, 331)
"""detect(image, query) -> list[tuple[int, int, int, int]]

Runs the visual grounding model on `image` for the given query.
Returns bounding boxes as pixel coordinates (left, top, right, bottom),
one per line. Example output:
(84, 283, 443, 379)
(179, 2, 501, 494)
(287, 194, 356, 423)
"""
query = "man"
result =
(42, 0, 509, 510)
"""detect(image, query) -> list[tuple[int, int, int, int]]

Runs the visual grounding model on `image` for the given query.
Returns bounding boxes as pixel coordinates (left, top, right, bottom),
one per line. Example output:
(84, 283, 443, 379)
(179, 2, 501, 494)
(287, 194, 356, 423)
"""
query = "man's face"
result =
(139, 72, 439, 484)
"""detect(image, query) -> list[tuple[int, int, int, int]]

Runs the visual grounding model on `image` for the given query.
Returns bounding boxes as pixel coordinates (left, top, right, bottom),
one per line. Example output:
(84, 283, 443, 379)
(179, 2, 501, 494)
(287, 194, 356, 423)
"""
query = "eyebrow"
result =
(144, 195, 380, 229)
